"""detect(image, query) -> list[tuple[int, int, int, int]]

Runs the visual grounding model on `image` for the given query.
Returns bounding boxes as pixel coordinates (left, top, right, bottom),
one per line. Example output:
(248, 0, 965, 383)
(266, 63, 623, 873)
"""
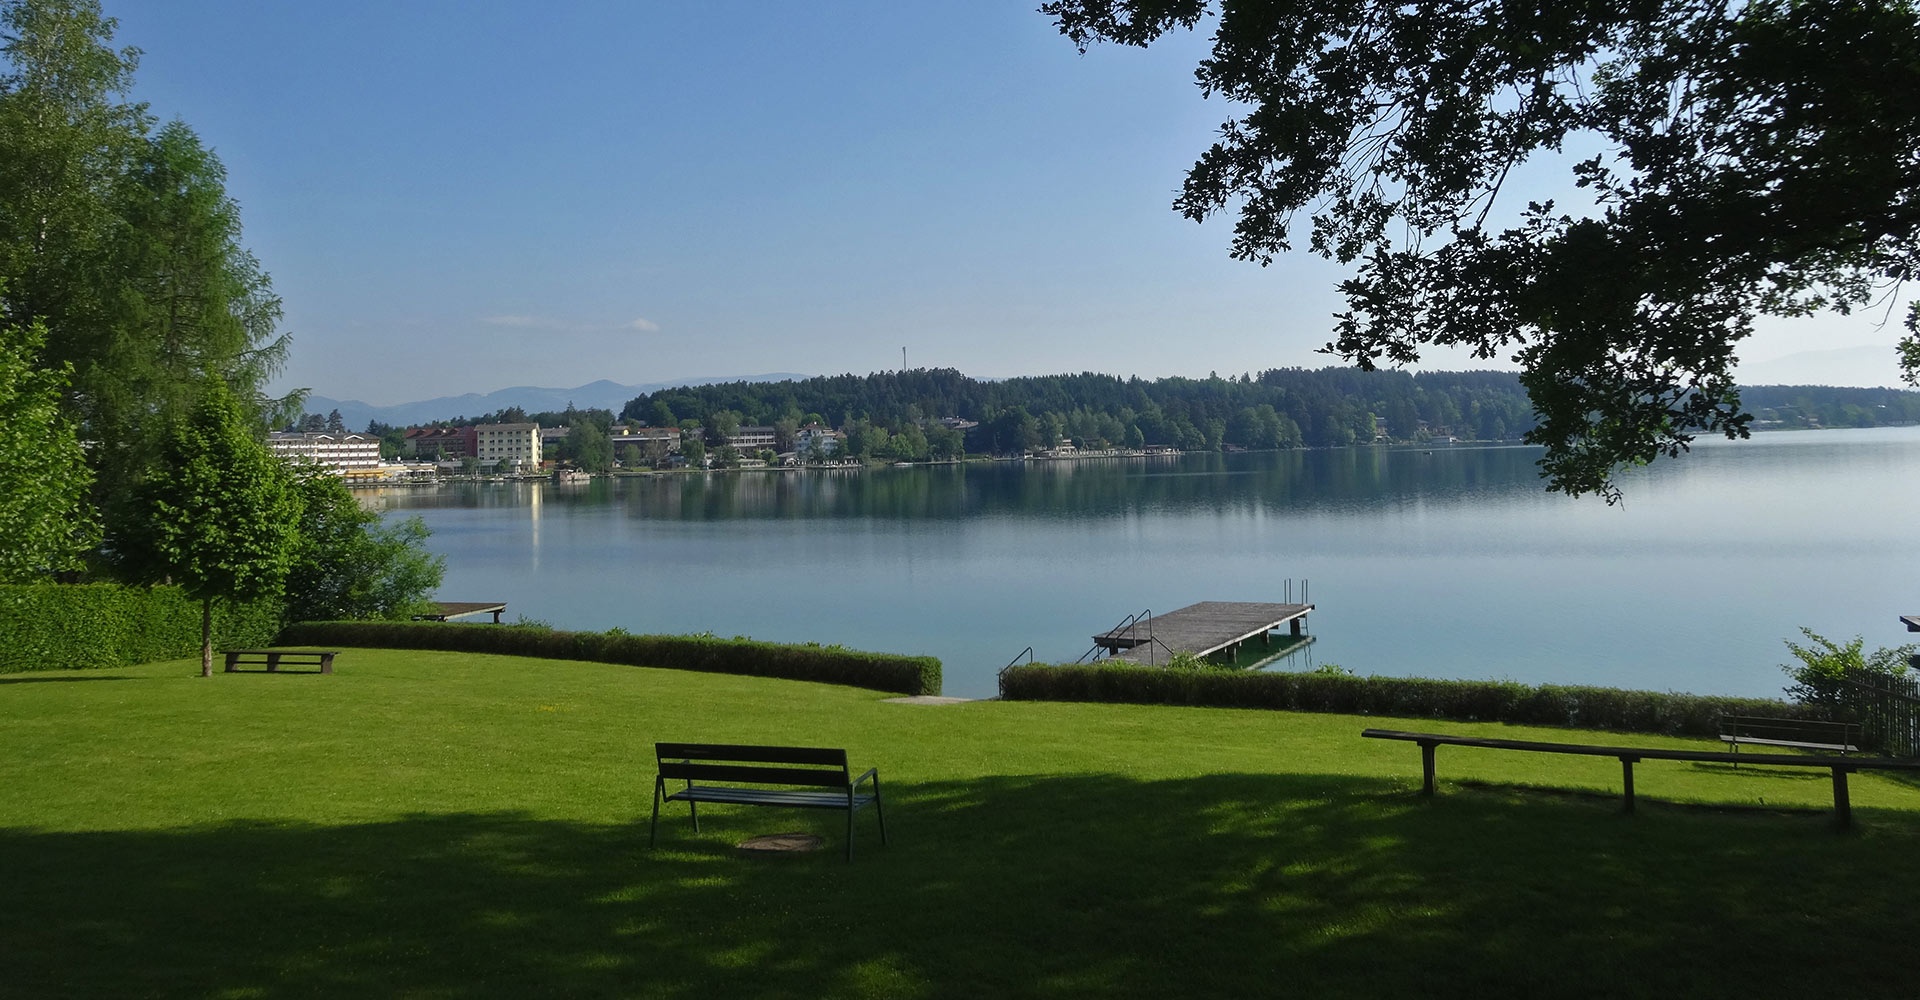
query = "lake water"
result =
(363, 427, 1920, 700)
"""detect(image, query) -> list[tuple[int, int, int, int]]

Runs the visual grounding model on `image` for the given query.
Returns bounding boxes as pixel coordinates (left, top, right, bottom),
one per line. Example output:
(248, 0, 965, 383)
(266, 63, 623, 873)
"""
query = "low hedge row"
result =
(277, 621, 942, 696)
(998, 663, 1809, 737)
(0, 584, 283, 673)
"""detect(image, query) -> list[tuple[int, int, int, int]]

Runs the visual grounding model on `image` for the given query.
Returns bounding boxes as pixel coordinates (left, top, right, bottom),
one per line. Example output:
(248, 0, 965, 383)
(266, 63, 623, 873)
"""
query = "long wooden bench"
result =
(1362, 728, 1920, 829)
(221, 649, 338, 675)
(650, 743, 887, 861)
(1719, 715, 1860, 757)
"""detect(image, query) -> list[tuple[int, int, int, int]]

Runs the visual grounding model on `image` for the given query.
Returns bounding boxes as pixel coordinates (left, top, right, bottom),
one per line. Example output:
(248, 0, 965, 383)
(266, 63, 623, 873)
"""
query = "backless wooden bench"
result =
(221, 649, 338, 674)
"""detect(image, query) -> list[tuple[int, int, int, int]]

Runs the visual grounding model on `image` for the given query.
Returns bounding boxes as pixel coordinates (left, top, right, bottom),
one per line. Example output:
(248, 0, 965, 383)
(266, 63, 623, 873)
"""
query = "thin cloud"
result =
(481, 315, 567, 330)
(479, 314, 662, 333)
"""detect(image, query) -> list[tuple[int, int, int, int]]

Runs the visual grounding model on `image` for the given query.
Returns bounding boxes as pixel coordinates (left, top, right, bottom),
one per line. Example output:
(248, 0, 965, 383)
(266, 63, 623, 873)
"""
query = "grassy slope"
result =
(4, 649, 1918, 999)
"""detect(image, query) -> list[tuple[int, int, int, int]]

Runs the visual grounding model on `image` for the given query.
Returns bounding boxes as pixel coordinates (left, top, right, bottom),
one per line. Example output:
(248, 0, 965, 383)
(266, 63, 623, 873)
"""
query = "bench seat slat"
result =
(1361, 729, 1920, 769)
(1719, 735, 1859, 753)
(666, 786, 876, 810)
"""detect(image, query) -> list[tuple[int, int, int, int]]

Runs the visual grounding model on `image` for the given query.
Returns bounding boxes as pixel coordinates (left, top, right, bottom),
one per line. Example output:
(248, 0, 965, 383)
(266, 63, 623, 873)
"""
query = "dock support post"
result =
(1291, 618, 1302, 637)
(1420, 742, 1437, 796)
(1832, 767, 1853, 830)
(1620, 757, 1638, 814)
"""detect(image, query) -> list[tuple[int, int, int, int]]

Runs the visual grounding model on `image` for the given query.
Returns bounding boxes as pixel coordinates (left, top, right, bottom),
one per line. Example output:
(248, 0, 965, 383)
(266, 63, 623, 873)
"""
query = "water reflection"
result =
(369, 429, 1920, 701)
(369, 446, 1560, 523)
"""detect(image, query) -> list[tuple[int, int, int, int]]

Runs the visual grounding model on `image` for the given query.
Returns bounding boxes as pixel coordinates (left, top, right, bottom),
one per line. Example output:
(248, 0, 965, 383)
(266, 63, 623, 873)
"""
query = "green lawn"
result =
(5, 650, 1919, 998)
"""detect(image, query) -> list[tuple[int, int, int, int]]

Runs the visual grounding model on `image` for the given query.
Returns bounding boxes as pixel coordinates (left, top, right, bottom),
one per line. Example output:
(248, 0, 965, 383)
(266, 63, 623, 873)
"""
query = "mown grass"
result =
(4, 649, 1919, 998)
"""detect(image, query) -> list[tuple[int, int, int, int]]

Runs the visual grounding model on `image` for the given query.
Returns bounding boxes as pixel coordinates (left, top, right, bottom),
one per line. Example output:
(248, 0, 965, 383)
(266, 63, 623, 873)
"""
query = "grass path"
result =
(5, 650, 1919, 998)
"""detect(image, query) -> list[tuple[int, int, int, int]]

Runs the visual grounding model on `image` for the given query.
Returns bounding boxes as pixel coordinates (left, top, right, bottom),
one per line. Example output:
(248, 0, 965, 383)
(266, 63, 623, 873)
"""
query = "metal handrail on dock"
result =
(1078, 609, 1151, 663)
(998, 646, 1035, 681)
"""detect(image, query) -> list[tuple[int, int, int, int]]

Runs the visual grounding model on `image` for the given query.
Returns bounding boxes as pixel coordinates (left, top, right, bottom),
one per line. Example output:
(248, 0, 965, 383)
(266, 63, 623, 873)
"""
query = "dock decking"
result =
(414, 601, 508, 624)
(1096, 601, 1312, 665)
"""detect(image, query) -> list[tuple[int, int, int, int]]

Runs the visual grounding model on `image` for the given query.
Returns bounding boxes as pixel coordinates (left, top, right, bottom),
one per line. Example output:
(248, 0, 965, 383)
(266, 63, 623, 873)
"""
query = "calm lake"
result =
(364, 426, 1920, 700)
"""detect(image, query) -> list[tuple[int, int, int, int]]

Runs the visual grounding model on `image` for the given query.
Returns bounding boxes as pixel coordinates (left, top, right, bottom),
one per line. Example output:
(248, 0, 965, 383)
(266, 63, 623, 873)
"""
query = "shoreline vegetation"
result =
(355, 368, 1920, 484)
(363, 421, 1920, 489)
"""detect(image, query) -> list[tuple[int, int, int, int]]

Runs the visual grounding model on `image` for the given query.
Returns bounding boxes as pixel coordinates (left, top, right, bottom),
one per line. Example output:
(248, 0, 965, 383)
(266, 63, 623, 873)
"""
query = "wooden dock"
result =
(1095, 601, 1312, 665)
(413, 601, 508, 624)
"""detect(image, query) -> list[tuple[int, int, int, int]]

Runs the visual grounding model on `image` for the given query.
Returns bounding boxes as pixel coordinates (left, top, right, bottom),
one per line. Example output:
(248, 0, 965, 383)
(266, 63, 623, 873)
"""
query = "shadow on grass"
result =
(0, 674, 139, 685)
(5, 773, 1918, 999)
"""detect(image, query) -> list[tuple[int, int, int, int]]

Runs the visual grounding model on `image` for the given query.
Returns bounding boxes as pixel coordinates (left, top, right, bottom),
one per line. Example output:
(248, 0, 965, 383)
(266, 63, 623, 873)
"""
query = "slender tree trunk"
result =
(200, 598, 213, 677)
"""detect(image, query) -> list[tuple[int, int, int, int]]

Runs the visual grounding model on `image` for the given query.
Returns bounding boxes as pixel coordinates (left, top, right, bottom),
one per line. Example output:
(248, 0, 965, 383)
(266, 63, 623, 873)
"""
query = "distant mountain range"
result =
(302, 374, 810, 430)
(1734, 345, 1909, 389)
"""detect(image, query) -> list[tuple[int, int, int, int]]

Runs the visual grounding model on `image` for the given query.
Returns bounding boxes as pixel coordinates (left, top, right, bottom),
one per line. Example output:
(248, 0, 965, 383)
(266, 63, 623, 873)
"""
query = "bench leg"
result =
(319, 653, 334, 675)
(1420, 742, 1437, 796)
(1620, 757, 1637, 815)
(1832, 767, 1853, 831)
(266, 652, 282, 673)
(873, 774, 888, 847)
(846, 802, 856, 863)
(686, 780, 699, 832)
(649, 776, 664, 848)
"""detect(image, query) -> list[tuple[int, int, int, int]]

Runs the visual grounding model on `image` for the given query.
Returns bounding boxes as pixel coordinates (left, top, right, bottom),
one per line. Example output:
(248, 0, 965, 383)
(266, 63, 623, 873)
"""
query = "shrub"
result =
(276, 621, 942, 696)
(1780, 628, 1917, 714)
(0, 583, 281, 673)
(998, 662, 1810, 738)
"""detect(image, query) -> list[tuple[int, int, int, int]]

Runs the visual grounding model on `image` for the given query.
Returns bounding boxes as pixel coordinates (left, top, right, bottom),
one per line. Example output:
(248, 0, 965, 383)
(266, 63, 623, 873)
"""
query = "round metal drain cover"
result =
(737, 832, 824, 854)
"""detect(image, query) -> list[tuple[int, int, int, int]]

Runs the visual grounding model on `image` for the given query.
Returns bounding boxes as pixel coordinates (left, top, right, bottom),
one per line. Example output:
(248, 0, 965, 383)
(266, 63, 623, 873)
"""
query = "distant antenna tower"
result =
(902, 346, 907, 370)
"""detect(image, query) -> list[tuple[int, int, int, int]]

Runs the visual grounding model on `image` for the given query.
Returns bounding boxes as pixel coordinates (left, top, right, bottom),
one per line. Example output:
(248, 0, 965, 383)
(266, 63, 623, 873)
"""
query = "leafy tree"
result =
(1782, 628, 1917, 714)
(1042, 0, 1920, 500)
(120, 379, 301, 676)
(682, 437, 706, 468)
(565, 421, 613, 474)
(284, 471, 443, 624)
(0, 312, 96, 581)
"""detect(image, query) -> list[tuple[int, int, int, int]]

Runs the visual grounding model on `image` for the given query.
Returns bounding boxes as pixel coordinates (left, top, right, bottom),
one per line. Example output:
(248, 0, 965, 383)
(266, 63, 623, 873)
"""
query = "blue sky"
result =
(109, 1, 1912, 404)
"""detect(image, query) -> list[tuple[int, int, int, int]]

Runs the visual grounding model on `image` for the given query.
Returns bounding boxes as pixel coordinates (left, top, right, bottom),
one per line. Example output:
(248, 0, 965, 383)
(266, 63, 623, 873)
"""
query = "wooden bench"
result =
(1719, 715, 1861, 757)
(1362, 728, 1920, 829)
(221, 649, 338, 675)
(650, 743, 888, 861)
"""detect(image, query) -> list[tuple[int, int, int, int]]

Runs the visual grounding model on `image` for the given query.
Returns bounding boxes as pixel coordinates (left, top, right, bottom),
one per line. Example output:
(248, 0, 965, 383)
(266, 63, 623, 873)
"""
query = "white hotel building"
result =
(475, 422, 542, 470)
(267, 432, 383, 473)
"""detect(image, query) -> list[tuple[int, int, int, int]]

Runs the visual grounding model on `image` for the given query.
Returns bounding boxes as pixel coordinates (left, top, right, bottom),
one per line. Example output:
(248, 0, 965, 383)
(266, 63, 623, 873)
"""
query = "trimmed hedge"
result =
(0, 584, 283, 673)
(277, 620, 942, 696)
(998, 663, 1811, 738)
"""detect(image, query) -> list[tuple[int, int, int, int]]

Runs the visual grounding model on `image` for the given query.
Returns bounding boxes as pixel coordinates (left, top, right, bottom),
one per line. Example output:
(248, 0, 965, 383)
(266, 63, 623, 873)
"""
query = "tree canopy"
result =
(285, 471, 443, 625)
(0, 312, 95, 581)
(1043, 0, 1920, 500)
(0, 0, 291, 507)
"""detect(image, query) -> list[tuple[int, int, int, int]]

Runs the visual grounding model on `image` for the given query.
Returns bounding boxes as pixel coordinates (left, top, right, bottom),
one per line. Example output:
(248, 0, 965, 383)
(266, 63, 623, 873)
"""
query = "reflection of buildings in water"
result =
(528, 483, 541, 573)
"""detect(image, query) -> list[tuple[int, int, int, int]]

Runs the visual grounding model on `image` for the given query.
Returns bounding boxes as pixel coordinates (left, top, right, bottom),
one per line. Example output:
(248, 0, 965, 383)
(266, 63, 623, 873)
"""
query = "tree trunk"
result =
(200, 598, 213, 677)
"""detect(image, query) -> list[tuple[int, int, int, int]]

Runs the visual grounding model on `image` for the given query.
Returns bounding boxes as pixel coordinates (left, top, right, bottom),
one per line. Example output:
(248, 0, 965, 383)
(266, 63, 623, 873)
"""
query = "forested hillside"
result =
(624, 368, 1538, 453)
(618, 369, 1920, 458)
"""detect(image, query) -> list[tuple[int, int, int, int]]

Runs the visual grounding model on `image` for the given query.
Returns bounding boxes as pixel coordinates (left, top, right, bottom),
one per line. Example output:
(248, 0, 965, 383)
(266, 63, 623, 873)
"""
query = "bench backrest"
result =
(655, 742, 852, 788)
